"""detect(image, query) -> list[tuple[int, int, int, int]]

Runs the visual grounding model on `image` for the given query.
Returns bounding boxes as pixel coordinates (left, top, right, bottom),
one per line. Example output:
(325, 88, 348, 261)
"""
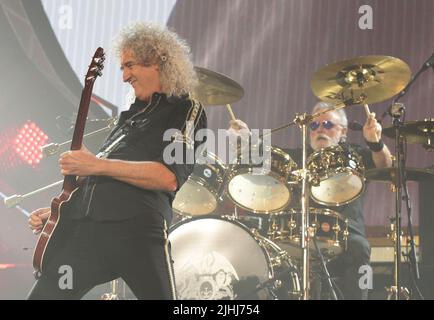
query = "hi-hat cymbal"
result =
(311, 56, 411, 105)
(193, 67, 244, 106)
(382, 119, 434, 148)
(366, 167, 434, 184)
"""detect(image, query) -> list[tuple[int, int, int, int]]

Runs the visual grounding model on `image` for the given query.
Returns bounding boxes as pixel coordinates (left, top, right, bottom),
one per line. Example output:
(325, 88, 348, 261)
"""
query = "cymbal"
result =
(193, 67, 244, 106)
(366, 167, 434, 184)
(382, 119, 434, 147)
(311, 56, 411, 105)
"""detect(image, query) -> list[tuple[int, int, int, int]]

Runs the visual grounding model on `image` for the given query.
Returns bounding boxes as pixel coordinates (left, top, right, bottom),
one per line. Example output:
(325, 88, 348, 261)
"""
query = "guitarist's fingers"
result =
(32, 207, 50, 216)
(28, 218, 42, 231)
(39, 210, 51, 220)
(29, 215, 42, 225)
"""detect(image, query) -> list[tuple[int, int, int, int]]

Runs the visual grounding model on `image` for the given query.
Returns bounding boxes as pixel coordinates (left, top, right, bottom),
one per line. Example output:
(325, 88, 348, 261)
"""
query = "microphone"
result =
(423, 52, 434, 70)
(348, 121, 363, 131)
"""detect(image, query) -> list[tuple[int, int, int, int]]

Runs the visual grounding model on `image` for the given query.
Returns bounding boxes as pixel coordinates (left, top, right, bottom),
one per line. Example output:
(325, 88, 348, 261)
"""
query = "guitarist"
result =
(27, 23, 206, 300)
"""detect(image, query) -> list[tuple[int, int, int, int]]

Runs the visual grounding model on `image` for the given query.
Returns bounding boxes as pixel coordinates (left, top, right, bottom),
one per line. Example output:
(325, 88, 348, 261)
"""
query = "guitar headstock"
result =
(85, 47, 105, 84)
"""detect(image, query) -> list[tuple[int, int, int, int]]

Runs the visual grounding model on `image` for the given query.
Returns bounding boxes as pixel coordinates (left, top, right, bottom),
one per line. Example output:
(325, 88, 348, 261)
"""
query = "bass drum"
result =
(168, 216, 301, 300)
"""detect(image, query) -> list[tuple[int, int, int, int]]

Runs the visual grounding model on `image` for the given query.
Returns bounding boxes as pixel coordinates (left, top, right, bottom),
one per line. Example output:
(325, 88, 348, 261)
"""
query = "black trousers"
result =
(327, 233, 371, 300)
(27, 214, 176, 300)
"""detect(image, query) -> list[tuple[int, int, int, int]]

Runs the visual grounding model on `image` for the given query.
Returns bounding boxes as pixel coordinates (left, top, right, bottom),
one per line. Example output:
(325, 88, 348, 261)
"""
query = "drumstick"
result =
(364, 103, 381, 131)
(226, 104, 237, 121)
(363, 103, 371, 117)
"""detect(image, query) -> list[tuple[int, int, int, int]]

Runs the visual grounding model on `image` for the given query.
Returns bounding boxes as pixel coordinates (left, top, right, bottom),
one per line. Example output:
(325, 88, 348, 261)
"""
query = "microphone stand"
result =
(42, 117, 117, 157)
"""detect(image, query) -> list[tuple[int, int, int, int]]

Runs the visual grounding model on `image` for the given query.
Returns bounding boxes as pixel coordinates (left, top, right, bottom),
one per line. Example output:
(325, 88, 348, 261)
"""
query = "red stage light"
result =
(0, 121, 49, 172)
(13, 121, 48, 168)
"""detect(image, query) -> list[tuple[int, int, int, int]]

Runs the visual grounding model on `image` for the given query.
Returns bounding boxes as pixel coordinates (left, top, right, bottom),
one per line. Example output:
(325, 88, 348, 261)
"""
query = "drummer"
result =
(229, 101, 392, 299)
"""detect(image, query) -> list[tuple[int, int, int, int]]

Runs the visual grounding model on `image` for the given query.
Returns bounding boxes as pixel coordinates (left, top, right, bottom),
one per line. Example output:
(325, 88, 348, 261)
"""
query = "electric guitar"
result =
(32, 48, 105, 274)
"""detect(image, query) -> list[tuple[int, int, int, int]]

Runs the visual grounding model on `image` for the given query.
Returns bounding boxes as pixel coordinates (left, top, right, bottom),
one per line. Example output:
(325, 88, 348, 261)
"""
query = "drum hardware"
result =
(366, 167, 434, 184)
(382, 119, 434, 151)
(236, 266, 302, 300)
(267, 209, 349, 261)
(3, 180, 64, 208)
(100, 279, 127, 300)
(386, 286, 410, 300)
(41, 117, 118, 157)
(380, 52, 434, 300)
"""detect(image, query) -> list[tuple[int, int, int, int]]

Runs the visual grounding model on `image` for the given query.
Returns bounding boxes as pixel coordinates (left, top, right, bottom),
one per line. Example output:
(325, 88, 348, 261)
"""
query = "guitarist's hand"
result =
(29, 207, 51, 234)
(59, 146, 102, 176)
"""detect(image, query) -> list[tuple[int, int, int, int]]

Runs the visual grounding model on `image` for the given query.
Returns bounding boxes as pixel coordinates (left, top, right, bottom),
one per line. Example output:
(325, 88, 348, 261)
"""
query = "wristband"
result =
(365, 139, 384, 152)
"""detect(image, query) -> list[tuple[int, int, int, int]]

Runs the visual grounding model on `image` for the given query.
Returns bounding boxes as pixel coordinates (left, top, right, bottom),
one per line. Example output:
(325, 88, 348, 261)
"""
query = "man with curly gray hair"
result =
(27, 22, 206, 300)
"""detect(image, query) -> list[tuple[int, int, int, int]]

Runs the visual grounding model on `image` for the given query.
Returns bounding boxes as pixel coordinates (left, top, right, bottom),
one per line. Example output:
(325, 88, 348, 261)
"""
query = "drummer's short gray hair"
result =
(312, 101, 348, 128)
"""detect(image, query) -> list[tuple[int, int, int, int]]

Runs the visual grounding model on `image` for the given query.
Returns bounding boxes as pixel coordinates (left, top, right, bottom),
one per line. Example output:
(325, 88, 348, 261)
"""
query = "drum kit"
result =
(3, 55, 434, 300)
(168, 56, 434, 300)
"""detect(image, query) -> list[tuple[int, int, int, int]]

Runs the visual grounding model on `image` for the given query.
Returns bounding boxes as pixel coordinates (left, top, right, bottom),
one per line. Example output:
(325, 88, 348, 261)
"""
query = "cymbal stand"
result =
(101, 279, 126, 300)
(294, 113, 311, 300)
(385, 53, 434, 299)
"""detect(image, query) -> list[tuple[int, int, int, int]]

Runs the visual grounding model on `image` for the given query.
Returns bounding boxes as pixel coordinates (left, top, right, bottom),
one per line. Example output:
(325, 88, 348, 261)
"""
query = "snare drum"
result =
(169, 216, 301, 300)
(226, 146, 298, 214)
(172, 151, 226, 217)
(307, 144, 365, 206)
(267, 208, 349, 260)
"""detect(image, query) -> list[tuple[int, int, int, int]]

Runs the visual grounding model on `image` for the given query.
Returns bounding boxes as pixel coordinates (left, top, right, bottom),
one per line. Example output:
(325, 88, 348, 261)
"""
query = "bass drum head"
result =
(169, 217, 272, 300)
(172, 180, 217, 216)
(228, 174, 291, 213)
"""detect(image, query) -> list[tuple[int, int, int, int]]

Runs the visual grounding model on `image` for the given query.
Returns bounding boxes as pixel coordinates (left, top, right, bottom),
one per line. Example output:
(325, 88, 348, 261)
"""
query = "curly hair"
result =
(114, 22, 198, 97)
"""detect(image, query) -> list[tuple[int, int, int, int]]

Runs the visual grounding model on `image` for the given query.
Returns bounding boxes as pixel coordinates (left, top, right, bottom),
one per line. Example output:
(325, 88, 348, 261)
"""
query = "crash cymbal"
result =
(193, 67, 244, 106)
(382, 119, 434, 148)
(366, 167, 434, 184)
(311, 56, 411, 105)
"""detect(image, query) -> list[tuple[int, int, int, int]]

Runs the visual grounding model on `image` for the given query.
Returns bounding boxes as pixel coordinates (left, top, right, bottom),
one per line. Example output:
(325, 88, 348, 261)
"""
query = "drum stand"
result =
(260, 106, 347, 300)
(385, 53, 434, 299)
(388, 105, 420, 300)
(101, 279, 127, 300)
(294, 113, 311, 300)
